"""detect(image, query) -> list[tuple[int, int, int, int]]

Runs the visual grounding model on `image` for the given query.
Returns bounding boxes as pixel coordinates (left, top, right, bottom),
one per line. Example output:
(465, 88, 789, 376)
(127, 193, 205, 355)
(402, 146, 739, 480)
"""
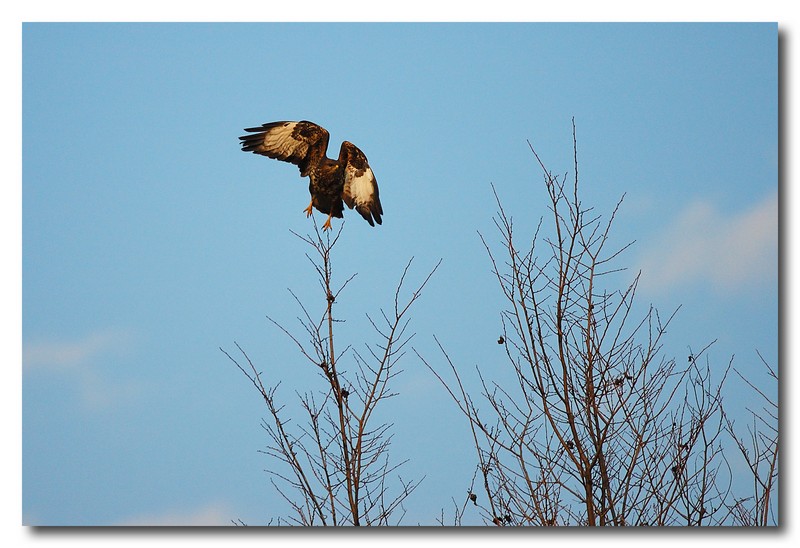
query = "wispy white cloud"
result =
(117, 502, 235, 526)
(23, 328, 142, 408)
(23, 329, 131, 371)
(636, 190, 778, 294)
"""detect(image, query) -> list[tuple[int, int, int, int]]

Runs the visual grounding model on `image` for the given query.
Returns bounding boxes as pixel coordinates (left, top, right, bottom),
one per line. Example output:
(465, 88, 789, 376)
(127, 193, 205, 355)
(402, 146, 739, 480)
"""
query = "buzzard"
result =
(239, 121, 383, 230)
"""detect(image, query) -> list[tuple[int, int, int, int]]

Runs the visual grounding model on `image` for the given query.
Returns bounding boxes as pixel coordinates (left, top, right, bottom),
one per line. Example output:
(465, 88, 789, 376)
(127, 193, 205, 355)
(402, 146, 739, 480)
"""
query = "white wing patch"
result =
(261, 122, 304, 157)
(343, 159, 382, 226)
(344, 165, 376, 208)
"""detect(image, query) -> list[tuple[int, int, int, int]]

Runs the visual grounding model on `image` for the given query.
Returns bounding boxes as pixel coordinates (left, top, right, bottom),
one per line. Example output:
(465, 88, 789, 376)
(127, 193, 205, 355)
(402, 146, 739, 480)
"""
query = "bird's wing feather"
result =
(341, 141, 383, 226)
(239, 121, 329, 177)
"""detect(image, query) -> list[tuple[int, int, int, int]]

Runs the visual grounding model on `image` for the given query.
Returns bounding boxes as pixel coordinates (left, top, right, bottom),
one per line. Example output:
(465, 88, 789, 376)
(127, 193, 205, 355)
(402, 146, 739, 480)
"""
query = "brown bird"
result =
(239, 121, 383, 230)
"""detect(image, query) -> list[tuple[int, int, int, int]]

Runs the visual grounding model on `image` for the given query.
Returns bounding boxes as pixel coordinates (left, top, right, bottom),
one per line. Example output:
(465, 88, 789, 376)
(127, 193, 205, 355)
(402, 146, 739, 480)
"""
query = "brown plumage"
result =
(239, 121, 383, 230)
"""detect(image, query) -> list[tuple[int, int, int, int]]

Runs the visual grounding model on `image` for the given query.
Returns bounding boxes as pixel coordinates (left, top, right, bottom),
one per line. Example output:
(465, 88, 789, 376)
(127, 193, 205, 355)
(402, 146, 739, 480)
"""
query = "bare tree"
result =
(419, 121, 776, 526)
(223, 123, 776, 527)
(724, 352, 779, 526)
(223, 219, 439, 525)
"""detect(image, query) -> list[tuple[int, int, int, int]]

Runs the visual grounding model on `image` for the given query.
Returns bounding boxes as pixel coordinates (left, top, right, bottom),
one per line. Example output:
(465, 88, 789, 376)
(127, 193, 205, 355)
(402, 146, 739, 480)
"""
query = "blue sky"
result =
(16, 20, 781, 529)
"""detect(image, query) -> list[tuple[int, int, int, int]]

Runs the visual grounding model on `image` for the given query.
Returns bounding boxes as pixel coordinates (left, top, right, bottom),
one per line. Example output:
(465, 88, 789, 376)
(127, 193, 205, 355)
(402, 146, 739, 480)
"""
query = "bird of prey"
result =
(239, 121, 383, 230)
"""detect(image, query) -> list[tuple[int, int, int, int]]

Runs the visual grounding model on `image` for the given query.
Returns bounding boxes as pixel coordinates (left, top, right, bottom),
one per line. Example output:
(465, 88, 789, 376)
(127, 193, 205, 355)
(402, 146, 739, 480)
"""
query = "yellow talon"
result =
(303, 201, 314, 217)
(322, 214, 333, 231)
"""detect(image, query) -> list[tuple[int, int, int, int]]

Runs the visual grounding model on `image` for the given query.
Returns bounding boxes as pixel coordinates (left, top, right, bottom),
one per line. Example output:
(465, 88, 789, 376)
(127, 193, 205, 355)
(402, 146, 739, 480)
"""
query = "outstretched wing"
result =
(341, 141, 383, 226)
(239, 121, 330, 177)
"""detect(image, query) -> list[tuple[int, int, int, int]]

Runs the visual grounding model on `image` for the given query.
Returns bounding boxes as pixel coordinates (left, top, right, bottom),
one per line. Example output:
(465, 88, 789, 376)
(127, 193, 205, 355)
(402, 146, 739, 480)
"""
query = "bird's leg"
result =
(303, 200, 313, 218)
(322, 213, 333, 231)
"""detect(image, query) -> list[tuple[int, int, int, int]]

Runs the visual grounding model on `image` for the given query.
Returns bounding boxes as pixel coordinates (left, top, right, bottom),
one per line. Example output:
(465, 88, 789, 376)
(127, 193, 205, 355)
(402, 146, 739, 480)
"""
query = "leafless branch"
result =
(224, 219, 437, 525)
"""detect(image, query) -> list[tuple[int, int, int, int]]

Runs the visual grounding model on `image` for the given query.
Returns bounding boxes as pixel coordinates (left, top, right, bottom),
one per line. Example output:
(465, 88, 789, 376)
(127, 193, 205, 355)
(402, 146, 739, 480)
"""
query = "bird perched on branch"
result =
(239, 120, 383, 230)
